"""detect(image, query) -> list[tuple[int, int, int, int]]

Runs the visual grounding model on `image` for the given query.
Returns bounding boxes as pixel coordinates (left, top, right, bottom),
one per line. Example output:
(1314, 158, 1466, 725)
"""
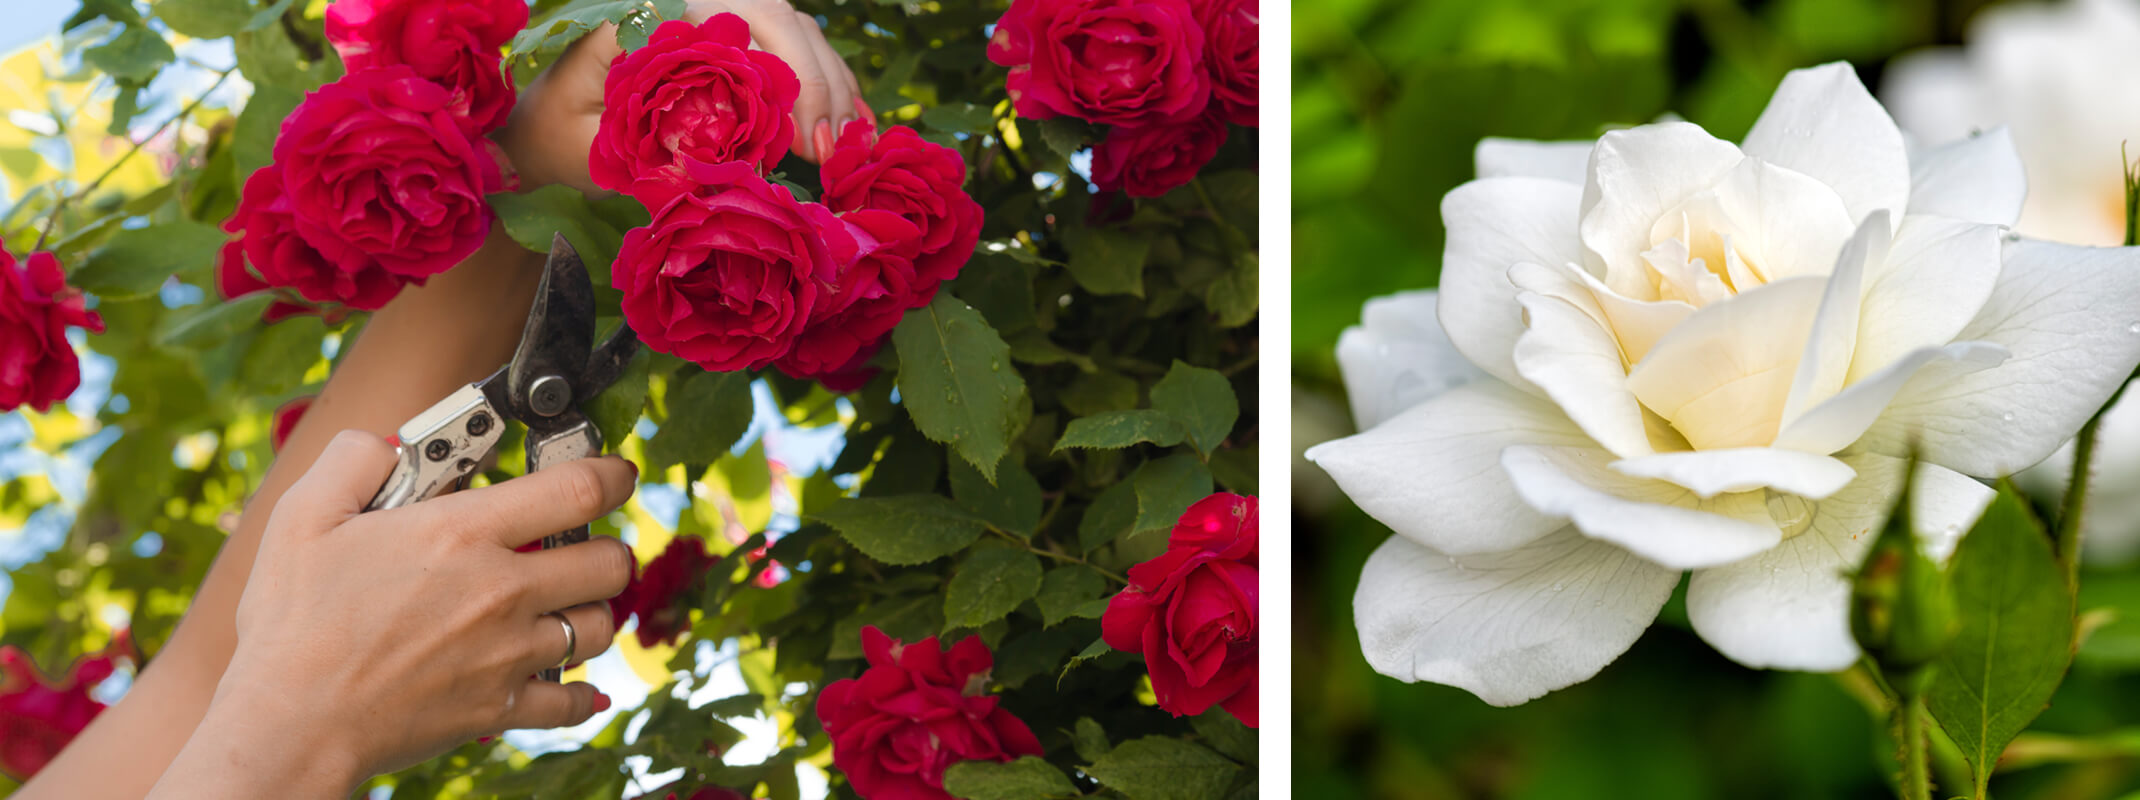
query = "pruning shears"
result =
(362, 234, 639, 681)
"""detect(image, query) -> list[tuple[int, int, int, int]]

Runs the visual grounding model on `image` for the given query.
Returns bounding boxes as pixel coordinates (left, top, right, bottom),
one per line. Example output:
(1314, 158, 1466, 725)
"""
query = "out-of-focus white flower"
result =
(1886, 0, 2140, 563)
(1307, 62, 2140, 706)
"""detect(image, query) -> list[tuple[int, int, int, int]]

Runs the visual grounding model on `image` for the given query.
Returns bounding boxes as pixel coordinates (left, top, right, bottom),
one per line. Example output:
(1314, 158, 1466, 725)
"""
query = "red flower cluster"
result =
(0, 250, 105, 413)
(816, 627, 1042, 800)
(0, 644, 122, 779)
(610, 535, 716, 648)
(600, 16, 979, 387)
(1101, 492, 1258, 726)
(987, 0, 1259, 197)
(221, 0, 520, 315)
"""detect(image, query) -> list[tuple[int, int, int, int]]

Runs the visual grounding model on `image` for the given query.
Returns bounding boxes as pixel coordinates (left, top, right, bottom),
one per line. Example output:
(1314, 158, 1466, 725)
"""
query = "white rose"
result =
(1306, 62, 2140, 706)
(1886, 0, 2140, 563)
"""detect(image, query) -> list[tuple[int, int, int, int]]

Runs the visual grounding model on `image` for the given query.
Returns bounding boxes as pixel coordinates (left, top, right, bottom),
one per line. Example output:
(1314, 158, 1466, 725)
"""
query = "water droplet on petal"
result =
(2002, 411, 2016, 422)
(2126, 321, 2140, 334)
(1551, 582, 1565, 593)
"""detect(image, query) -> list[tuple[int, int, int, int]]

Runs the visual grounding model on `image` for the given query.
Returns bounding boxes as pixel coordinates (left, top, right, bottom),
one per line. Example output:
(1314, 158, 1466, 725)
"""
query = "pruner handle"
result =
(528, 417, 604, 682)
(364, 385, 506, 512)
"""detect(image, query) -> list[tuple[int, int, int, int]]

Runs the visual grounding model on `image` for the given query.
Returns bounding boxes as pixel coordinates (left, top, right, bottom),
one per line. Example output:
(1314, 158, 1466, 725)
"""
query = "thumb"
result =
(277, 430, 403, 531)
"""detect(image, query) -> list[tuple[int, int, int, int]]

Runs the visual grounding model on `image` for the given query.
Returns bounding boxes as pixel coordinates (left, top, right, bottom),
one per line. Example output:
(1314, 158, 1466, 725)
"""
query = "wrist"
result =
(152, 679, 366, 799)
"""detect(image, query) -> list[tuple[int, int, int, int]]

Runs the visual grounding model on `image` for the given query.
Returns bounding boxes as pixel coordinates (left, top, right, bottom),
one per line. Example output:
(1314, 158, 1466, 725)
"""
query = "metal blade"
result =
(577, 325, 642, 400)
(504, 234, 595, 422)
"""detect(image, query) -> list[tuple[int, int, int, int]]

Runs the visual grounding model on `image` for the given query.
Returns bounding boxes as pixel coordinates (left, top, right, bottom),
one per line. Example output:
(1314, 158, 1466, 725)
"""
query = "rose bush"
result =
(1102, 492, 1258, 724)
(1, 0, 1257, 797)
(0, 250, 104, 414)
(1309, 62, 2140, 705)
(816, 627, 1043, 800)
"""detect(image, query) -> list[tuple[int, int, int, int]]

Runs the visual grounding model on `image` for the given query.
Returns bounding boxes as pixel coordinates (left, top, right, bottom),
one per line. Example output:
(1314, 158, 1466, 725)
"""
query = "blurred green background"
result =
(1291, 0, 2140, 797)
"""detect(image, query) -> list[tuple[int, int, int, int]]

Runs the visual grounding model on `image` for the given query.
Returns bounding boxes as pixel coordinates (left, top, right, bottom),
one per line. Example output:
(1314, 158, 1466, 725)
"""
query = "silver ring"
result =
(547, 611, 577, 668)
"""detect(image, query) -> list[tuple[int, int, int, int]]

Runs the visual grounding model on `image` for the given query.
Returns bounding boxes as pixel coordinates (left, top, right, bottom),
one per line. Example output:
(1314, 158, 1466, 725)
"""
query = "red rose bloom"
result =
(0, 251, 104, 413)
(324, 0, 527, 134)
(774, 208, 920, 388)
(1101, 492, 1258, 726)
(271, 395, 316, 453)
(817, 627, 1043, 800)
(214, 237, 331, 323)
(612, 535, 714, 647)
(987, 0, 1210, 127)
(591, 14, 801, 195)
(615, 159, 838, 371)
(1090, 115, 1229, 199)
(1191, 0, 1258, 126)
(818, 122, 981, 303)
(0, 646, 118, 779)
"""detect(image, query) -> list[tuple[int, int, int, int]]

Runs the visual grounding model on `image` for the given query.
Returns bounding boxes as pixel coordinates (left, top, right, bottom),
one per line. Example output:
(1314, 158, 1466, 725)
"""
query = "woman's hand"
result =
(148, 432, 639, 797)
(497, 0, 865, 194)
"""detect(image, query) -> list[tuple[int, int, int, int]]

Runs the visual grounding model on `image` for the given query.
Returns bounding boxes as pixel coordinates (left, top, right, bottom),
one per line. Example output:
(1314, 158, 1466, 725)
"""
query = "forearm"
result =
(143, 679, 364, 800)
(20, 225, 544, 798)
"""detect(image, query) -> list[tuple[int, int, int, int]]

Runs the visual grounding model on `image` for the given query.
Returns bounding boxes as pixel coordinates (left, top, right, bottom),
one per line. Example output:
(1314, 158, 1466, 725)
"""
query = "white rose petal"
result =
(1333, 289, 1483, 430)
(1439, 177, 1589, 391)
(1502, 444, 1781, 570)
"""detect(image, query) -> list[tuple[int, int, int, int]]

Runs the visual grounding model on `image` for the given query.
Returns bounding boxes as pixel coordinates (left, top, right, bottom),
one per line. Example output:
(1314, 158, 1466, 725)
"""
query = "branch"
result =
(33, 66, 238, 252)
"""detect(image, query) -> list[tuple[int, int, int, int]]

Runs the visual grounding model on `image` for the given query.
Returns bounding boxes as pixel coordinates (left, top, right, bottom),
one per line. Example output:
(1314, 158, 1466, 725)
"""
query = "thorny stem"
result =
(1893, 695, 1933, 800)
(32, 67, 238, 253)
(988, 528, 1128, 585)
(2058, 145, 2140, 592)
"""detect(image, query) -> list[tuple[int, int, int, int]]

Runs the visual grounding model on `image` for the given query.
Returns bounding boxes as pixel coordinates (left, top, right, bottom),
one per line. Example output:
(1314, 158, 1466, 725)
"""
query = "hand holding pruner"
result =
(363, 235, 640, 681)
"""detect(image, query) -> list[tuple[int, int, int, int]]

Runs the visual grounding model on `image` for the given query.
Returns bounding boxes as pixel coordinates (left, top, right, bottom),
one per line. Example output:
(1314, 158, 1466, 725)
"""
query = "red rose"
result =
(1090, 115, 1229, 199)
(271, 395, 316, 453)
(817, 627, 1043, 800)
(224, 67, 504, 310)
(987, 0, 1210, 127)
(324, 0, 527, 134)
(1101, 492, 1257, 726)
(819, 122, 981, 303)
(612, 535, 714, 648)
(615, 159, 837, 371)
(213, 235, 332, 323)
(1191, 0, 1257, 126)
(0, 251, 104, 413)
(0, 646, 118, 779)
(591, 14, 801, 195)
(774, 208, 920, 387)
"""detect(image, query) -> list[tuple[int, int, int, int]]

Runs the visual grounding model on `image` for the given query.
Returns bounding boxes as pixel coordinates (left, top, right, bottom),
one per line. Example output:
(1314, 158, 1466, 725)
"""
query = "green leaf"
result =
(922, 102, 997, 135)
(944, 544, 1044, 629)
(1078, 479, 1138, 554)
(243, 0, 298, 31)
(1063, 225, 1152, 297)
(507, 0, 646, 64)
(893, 295, 1029, 483)
(809, 495, 988, 566)
(1072, 717, 1113, 762)
(943, 756, 1080, 800)
(1007, 329, 1098, 372)
(84, 24, 174, 83)
(1035, 566, 1109, 627)
(156, 0, 253, 38)
(583, 345, 651, 450)
(864, 49, 923, 111)
(1150, 362, 1238, 457)
(488, 186, 629, 276)
(1038, 116, 1092, 161)
(1083, 737, 1242, 800)
(158, 294, 274, 349)
(1132, 454, 1215, 536)
(235, 85, 304, 178)
(1203, 251, 1258, 328)
(828, 593, 944, 659)
(1189, 709, 1257, 765)
(1926, 485, 2075, 794)
(1056, 409, 1187, 452)
(238, 316, 326, 395)
(950, 456, 1042, 538)
(1066, 637, 1112, 672)
(72, 222, 226, 300)
(644, 371, 753, 473)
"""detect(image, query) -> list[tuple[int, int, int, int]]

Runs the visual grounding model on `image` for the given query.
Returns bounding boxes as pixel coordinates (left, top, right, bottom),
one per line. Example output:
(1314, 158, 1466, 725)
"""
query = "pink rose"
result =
(591, 14, 802, 195)
(1090, 115, 1229, 198)
(324, 0, 527, 134)
(1191, 0, 1258, 126)
(775, 208, 921, 388)
(0, 251, 104, 413)
(615, 159, 838, 371)
(987, 0, 1211, 127)
(819, 122, 981, 303)
(1101, 492, 1258, 726)
(816, 627, 1043, 800)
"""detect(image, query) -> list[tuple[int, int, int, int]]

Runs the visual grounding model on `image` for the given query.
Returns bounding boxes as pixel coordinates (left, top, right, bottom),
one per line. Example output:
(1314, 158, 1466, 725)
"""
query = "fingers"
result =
(516, 536, 636, 616)
(280, 430, 402, 530)
(736, 3, 835, 161)
(796, 11, 858, 153)
(499, 680, 609, 732)
(423, 456, 639, 550)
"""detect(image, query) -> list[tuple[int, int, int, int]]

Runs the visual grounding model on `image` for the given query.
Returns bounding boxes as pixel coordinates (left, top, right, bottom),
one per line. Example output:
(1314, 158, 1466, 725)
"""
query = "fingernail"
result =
(591, 691, 612, 713)
(814, 120, 835, 160)
(853, 97, 873, 121)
